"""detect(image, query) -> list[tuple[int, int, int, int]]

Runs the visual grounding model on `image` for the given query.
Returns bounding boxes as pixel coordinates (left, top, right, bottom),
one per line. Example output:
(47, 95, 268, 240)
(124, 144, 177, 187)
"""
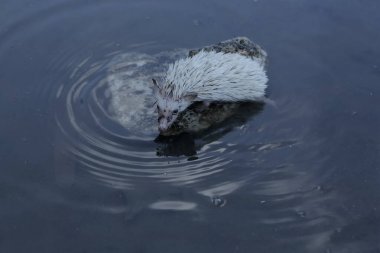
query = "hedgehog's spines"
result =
(162, 50, 267, 104)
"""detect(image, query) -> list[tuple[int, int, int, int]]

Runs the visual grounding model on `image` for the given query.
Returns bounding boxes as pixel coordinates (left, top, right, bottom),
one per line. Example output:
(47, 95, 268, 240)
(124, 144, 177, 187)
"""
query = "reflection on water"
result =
(107, 50, 187, 136)
(149, 201, 197, 211)
(1, 0, 380, 252)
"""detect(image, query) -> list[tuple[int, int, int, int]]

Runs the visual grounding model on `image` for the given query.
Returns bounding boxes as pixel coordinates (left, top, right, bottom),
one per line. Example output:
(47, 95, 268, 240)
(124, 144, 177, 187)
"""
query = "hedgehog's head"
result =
(152, 79, 197, 132)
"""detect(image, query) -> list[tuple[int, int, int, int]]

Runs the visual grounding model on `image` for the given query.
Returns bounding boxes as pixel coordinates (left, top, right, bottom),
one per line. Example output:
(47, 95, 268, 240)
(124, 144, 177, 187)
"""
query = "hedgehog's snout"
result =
(158, 119, 169, 132)
(158, 114, 177, 132)
(158, 115, 175, 132)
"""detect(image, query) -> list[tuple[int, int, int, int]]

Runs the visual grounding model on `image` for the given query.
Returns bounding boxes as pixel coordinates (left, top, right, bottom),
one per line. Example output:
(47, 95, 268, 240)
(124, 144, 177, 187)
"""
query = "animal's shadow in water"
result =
(154, 102, 264, 158)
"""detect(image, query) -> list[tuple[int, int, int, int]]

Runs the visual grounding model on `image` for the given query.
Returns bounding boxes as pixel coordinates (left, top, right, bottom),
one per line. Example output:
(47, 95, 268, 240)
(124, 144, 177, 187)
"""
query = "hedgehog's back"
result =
(188, 37, 267, 66)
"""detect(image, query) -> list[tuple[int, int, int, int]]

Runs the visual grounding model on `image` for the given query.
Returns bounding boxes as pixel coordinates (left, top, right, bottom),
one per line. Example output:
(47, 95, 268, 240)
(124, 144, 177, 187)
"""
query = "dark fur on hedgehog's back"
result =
(160, 102, 240, 136)
(188, 37, 267, 65)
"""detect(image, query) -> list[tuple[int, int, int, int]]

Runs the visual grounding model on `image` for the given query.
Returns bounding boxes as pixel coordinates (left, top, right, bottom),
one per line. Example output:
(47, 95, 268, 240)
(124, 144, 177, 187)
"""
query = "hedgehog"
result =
(152, 37, 268, 132)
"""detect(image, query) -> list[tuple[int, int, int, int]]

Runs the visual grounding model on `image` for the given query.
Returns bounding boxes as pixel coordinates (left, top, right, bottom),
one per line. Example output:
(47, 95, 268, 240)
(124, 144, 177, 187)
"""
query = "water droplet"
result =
(296, 210, 306, 218)
(211, 196, 227, 207)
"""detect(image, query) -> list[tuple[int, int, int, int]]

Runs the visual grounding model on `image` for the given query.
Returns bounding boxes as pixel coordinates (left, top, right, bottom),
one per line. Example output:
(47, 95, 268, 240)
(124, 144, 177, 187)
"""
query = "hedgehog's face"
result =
(152, 78, 196, 133)
(156, 98, 190, 132)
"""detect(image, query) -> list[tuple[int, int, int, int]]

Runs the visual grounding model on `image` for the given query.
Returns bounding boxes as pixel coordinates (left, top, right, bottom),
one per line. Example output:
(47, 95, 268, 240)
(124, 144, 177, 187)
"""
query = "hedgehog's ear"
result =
(152, 78, 160, 88)
(152, 78, 160, 95)
(183, 92, 197, 102)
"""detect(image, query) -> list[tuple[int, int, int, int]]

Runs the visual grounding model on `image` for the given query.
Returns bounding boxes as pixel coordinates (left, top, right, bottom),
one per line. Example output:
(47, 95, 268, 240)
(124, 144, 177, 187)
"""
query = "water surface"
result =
(1, 0, 380, 252)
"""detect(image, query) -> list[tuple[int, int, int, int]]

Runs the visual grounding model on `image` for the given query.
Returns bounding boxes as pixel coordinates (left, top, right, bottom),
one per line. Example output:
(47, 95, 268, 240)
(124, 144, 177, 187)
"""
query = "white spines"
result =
(163, 50, 268, 102)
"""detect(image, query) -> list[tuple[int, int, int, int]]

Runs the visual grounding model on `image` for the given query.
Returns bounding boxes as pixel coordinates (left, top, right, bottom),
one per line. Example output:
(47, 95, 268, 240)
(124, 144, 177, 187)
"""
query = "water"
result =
(1, 0, 380, 252)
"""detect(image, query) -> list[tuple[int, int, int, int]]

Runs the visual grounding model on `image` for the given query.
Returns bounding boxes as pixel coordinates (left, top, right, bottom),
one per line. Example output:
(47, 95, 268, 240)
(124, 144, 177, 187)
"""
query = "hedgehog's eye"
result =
(173, 109, 178, 114)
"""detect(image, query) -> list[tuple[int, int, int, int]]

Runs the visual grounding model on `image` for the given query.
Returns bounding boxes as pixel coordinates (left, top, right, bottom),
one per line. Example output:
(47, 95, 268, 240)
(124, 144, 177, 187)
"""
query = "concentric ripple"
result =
(53, 46, 250, 189)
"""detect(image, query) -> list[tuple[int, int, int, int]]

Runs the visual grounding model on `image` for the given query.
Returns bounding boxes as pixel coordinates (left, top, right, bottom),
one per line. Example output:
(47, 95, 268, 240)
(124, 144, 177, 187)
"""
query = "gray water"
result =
(1, 0, 380, 252)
